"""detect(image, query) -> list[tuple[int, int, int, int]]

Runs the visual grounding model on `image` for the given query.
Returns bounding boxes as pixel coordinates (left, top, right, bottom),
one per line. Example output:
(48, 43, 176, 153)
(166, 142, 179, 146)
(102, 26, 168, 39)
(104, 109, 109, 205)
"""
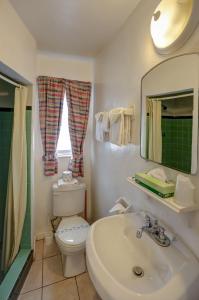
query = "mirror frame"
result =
(140, 53, 199, 174)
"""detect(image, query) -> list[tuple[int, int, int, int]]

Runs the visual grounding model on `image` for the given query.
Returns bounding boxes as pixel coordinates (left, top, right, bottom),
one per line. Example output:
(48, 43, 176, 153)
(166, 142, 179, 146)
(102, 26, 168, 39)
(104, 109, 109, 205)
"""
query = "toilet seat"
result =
(55, 216, 90, 248)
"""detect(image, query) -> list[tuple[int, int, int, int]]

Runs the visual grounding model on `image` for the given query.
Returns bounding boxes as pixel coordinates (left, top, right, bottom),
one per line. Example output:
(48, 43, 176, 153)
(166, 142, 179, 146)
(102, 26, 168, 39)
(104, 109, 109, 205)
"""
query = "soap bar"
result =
(134, 172, 175, 198)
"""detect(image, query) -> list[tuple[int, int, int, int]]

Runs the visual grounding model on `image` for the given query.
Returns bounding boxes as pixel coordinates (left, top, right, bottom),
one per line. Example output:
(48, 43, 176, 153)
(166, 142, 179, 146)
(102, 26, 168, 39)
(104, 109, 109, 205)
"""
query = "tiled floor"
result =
(18, 239, 101, 300)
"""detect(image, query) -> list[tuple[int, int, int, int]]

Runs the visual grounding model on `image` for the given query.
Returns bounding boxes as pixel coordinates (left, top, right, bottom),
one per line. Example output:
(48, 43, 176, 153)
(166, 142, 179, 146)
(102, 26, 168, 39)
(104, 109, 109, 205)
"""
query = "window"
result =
(57, 94, 72, 156)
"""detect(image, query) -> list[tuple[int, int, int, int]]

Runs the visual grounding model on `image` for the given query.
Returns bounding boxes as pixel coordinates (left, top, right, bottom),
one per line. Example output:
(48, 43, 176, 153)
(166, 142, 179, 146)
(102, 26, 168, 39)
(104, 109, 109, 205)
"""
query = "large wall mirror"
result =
(141, 54, 199, 174)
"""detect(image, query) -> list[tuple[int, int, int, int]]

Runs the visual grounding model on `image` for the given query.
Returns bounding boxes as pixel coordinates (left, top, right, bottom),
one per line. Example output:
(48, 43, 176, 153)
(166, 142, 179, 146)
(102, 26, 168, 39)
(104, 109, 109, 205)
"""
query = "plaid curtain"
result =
(37, 76, 65, 176)
(65, 80, 91, 177)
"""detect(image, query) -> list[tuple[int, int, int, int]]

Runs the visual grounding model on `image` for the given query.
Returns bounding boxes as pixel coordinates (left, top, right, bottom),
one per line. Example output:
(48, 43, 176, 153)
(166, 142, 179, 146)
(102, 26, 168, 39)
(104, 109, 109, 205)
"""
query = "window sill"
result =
(57, 154, 72, 158)
(57, 150, 72, 158)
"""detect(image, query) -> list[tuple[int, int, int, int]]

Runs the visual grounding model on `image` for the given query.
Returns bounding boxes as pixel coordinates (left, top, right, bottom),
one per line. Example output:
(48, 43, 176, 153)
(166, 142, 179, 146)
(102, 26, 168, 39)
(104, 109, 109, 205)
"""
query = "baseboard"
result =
(35, 231, 53, 241)
(35, 232, 46, 240)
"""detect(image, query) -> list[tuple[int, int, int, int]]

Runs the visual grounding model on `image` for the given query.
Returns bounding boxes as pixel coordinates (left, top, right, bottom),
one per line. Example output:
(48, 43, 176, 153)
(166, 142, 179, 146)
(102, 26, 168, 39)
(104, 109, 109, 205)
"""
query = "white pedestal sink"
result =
(86, 213, 199, 300)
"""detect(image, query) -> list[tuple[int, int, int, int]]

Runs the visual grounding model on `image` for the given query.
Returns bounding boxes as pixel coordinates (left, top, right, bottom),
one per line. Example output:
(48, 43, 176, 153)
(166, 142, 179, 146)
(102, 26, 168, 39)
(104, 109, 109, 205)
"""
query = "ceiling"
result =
(10, 0, 140, 57)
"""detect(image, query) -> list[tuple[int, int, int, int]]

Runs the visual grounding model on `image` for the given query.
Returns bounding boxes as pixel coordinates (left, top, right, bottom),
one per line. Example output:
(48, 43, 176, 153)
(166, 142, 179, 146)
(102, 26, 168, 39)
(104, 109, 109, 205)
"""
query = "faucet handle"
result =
(145, 214, 150, 221)
(157, 226, 166, 241)
(152, 219, 159, 232)
(144, 215, 152, 227)
(154, 219, 158, 226)
(136, 230, 142, 239)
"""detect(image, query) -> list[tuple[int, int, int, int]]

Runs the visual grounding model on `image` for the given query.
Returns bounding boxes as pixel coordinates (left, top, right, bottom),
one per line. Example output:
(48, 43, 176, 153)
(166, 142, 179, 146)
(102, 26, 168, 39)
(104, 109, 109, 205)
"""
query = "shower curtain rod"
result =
(149, 92, 193, 101)
(0, 74, 21, 88)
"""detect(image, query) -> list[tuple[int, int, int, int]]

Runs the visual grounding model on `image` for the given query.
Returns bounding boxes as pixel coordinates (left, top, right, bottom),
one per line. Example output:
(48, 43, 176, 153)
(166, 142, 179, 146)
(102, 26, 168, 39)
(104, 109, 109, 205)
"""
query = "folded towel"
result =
(95, 111, 109, 142)
(109, 107, 134, 146)
(95, 107, 134, 145)
(101, 111, 109, 132)
(109, 108, 124, 146)
(123, 107, 134, 116)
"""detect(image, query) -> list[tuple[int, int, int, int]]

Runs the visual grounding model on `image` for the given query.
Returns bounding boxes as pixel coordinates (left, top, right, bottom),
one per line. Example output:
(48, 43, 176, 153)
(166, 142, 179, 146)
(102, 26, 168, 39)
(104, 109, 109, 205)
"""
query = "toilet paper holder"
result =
(109, 197, 132, 214)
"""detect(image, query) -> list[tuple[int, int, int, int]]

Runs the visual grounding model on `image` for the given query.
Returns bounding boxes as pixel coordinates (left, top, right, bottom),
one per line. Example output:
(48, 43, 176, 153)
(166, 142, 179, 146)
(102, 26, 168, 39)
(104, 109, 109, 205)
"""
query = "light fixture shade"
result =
(150, 0, 199, 54)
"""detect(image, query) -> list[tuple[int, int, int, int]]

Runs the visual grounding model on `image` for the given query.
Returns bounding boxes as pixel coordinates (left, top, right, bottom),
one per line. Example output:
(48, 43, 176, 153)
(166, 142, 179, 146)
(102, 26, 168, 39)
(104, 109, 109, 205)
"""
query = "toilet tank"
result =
(53, 180, 86, 217)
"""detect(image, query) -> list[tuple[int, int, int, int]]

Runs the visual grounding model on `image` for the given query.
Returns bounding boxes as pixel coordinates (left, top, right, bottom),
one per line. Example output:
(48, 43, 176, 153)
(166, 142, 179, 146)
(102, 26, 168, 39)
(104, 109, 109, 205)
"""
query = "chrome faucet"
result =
(136, 215, 170, 247)
(136, 215, 152, 238)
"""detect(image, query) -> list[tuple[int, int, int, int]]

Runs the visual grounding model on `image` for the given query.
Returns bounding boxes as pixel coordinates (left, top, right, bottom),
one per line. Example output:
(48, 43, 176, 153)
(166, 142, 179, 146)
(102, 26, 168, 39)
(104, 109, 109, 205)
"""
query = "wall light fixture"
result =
(150, 0, 199, 54)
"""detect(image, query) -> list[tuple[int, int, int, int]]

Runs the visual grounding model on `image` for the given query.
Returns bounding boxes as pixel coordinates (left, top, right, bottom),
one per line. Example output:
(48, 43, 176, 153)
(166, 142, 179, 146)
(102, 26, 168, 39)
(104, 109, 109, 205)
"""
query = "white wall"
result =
(34, 52, 93, 239)
(93, 0, 199, 258)
(0, 0, 36, 83)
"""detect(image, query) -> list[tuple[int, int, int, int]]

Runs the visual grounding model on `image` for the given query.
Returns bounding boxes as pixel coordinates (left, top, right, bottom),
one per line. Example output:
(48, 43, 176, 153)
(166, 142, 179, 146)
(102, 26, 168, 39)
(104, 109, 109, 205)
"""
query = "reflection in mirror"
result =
(141, 54, 198, 174)
(145, 90, 193, 173)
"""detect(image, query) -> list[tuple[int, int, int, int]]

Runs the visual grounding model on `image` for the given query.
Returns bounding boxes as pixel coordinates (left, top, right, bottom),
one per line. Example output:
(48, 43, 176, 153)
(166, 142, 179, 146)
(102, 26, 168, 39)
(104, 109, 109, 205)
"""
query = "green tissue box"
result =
(134, 172, 175, 198)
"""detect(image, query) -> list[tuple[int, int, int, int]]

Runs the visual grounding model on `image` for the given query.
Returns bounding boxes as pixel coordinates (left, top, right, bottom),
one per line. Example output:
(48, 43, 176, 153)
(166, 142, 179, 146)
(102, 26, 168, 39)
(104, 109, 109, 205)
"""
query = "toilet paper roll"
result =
(62, 170, 72, 182)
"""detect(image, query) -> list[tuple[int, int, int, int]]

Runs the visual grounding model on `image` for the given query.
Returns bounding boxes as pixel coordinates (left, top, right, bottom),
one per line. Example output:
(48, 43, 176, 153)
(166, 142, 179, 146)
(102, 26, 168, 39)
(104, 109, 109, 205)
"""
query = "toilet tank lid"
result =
(53, 179, 86, 192)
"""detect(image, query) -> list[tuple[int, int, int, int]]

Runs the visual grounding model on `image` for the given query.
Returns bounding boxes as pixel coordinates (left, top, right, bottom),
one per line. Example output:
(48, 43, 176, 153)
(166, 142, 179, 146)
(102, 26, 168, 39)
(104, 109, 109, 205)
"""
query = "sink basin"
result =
(86, 213, 199, 300)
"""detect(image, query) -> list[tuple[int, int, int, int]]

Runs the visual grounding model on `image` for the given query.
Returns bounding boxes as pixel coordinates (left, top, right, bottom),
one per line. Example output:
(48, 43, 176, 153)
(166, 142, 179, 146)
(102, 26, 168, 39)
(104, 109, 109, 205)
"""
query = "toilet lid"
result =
(55, 216, 90, 246)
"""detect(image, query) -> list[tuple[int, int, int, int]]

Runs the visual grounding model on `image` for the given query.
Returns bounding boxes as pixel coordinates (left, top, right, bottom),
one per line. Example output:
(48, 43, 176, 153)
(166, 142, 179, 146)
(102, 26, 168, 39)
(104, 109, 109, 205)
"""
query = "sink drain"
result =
(132, 266, 144, 277)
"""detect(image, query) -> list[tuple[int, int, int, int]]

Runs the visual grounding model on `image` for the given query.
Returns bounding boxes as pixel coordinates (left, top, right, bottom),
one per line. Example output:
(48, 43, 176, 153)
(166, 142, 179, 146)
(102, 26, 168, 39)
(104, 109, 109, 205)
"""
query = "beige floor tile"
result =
(21, 261, 42, 294)
(18, 289, 42, 300)
(43, 238, 59, 258)
(43, 255, 65, 286)
(34, 240, 44, 261)
(43, 278, 79, 300)
(76, 272, 101, 300)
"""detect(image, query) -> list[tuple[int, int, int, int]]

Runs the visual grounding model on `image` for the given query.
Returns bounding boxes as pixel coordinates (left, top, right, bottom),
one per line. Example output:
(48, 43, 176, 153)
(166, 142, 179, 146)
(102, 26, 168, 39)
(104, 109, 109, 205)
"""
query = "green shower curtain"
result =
(2, 86, 28, 269)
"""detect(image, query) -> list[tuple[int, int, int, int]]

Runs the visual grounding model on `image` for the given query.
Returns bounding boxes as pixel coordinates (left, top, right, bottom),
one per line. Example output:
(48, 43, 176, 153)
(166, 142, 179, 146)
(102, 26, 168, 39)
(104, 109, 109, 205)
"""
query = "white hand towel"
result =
(124, 107, 134, 144)
(109, 108, 124, 146)
(123, 107, 134, 116)
(95, 112, 110, 142)
(95, 112, 104, 142)
(102, 111, 109, 132)
(109, 107, 134, 146)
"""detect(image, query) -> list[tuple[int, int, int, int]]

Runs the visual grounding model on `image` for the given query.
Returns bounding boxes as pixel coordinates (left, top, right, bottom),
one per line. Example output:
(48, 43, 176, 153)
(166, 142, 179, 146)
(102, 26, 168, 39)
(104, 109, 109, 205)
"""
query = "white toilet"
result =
(52, 179, 90, 278)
